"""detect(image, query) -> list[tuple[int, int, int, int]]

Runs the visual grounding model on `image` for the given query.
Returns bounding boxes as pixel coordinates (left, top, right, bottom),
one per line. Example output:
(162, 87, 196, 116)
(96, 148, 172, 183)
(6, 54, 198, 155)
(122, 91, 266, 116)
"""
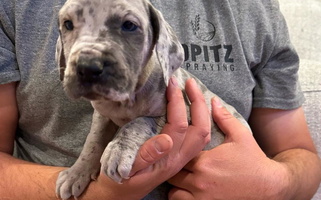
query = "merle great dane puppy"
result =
(55, 0, 250, 199)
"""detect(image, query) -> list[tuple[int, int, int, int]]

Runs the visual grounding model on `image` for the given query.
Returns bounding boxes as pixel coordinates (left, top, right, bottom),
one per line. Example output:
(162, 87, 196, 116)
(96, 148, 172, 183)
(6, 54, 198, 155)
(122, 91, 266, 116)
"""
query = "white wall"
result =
(279, 0, 321, 199)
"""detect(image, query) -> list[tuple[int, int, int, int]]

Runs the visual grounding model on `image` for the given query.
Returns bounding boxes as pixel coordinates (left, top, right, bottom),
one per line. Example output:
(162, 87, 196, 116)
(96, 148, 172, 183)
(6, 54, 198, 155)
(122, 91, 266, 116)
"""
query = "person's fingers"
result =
(161, 76, 189, 151)
(167, 169, 194, 191)
(130, 134, 173, 176)
(166, 76, 188, 129)
(211, 97, 250, 142)
(185, 78, 210, 130)
(131, 77, 210, 178)
(179, 79, 211, 156)
(168, 187, 194, 200)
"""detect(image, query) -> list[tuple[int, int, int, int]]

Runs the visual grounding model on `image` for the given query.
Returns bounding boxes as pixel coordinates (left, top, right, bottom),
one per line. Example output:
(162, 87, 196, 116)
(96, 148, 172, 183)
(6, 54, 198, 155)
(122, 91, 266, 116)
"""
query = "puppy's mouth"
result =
(71, 86, 130, 102)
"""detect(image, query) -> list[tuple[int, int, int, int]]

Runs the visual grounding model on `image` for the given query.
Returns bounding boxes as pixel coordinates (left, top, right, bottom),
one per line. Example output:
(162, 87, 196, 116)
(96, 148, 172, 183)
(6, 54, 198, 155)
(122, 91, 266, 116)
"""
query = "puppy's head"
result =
(56, 0, 184, 102)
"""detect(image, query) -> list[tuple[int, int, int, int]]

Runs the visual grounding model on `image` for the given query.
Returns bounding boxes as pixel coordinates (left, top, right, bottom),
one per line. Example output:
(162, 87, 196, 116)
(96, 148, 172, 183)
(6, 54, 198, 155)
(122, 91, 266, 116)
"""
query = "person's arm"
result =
(0, 82, 17, 154)
(0, 77, 211, 200)
(250, 107, 321, 200)
(0, 82, 70, 199)
(168, 97, 321, 200)
(0, 83, 62, 199)
(0, 135, 174, 200)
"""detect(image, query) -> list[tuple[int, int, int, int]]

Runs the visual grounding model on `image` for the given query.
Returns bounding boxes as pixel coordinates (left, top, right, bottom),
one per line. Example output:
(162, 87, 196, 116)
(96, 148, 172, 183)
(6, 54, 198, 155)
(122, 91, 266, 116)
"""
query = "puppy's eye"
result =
(121, 21, 138, 32)
(64, 20, 74, 31)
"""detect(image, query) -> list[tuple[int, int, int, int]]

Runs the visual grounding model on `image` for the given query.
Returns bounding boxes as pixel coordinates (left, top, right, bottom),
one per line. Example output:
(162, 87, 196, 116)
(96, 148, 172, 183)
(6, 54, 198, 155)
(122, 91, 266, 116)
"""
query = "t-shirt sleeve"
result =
(0, 2, 21, 85)
(251, 1, 305, 109)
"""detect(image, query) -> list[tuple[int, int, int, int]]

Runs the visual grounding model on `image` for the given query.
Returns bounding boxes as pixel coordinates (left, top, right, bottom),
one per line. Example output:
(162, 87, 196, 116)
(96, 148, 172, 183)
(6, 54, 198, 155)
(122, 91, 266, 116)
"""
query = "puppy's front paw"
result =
(56, 164, 99, 200)
(100, 138, 139, 183)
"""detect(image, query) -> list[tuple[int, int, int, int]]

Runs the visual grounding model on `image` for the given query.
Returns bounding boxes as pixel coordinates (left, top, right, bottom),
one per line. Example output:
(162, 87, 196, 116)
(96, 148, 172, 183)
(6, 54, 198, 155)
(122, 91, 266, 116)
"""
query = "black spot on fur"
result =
(121, 130, 128, 136)
(76, 8, 84, 20)
(169, 43, 178, 55)
(151, 126, 157, 133)
(89, 7, 95, 15)
(83, 0, 91, 6)
(98, 29, 107, 39)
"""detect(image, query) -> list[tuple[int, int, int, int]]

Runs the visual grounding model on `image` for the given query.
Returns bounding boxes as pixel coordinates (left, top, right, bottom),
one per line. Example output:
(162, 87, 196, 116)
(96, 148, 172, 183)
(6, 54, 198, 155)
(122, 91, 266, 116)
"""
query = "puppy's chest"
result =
(90, 102, 133, 125)
(91, 100, 161, 127)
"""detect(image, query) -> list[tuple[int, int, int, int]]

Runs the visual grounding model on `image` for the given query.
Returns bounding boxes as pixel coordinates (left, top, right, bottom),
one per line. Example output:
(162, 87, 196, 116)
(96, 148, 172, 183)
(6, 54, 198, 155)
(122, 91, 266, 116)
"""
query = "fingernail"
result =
(170, 76, 179, 87)
(190, 78, 196, 85)
(154, 136, 171, 153)
(212, 97, 223, 108)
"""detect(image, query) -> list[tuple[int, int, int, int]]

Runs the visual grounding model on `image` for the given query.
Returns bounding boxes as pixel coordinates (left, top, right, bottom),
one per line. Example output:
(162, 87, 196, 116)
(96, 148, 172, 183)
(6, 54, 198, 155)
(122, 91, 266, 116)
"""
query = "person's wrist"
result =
(264, 159, 291, 200)
(85, 172, 153, 200)
(79, 173, 125, 200)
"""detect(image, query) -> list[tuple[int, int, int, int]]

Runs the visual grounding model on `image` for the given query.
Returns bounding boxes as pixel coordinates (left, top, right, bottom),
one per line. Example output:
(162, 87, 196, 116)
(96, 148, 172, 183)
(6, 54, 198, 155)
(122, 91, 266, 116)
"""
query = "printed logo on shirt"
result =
(182, 15, 236, 73)
(191, 14, 216, 42)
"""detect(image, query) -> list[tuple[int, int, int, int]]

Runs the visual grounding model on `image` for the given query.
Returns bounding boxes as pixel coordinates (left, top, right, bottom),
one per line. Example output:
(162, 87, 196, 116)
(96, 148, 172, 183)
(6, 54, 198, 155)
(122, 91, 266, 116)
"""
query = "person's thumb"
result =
(129, 134, 173, 176)
(211, 97, 250, 142)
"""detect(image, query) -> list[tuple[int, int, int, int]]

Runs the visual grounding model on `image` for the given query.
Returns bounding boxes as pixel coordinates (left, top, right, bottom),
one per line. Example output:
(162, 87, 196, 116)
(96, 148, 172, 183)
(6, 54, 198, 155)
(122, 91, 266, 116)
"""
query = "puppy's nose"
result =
(77, 57, 103, 83)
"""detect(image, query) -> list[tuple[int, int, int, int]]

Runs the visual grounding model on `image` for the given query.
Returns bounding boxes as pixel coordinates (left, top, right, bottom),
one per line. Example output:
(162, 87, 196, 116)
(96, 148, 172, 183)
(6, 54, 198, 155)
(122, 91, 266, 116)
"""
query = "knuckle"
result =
(174, 121, 189, 134)
(199, 94, 206, 103)
(214, 108, 234, 123)
(192, 161, 212, 191)
(198, 126, 211, 142)
(204, 133, 211, 145)
(192, 174, 210, 192)
(139, 145, 158, 164)
(220, 109, 234, 120)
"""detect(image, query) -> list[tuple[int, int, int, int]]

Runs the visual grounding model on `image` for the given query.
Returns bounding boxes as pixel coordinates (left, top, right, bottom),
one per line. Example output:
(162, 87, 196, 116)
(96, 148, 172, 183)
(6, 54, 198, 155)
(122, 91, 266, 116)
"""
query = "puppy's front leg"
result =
(56, 110, 118, 200)
(100, 116, 166, 183)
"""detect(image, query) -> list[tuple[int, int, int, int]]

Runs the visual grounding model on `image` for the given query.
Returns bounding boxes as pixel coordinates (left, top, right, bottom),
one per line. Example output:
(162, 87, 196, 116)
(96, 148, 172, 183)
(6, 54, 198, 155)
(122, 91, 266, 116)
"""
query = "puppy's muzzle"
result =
(76, 53, 114, 85)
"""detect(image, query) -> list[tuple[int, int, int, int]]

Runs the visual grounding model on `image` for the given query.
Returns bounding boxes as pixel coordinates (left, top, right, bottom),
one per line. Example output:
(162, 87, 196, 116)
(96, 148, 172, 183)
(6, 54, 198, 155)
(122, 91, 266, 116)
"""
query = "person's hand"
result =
(86, 77, 211, 200)
(130, 77, 211, 177)
(168, 97, 288, 200)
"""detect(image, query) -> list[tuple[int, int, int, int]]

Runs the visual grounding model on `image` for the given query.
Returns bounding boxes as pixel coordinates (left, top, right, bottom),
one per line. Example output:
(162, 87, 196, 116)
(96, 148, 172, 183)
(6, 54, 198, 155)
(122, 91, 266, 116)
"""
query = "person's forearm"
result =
(274, 148, 321, 200)
(0, 149, 169, 200)
(0, 152, 63, 200)
(0, 152, 119, 200)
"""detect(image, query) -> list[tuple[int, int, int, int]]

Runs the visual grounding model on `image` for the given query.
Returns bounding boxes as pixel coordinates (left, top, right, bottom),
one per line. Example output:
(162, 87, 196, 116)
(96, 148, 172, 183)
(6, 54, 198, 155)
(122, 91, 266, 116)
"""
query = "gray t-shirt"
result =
(0, 0, 304, 198)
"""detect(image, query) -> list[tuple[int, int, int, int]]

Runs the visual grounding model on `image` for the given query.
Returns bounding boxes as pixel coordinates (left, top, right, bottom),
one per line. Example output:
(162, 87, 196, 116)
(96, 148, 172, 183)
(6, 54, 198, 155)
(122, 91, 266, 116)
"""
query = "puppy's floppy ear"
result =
(55, 34, 66, 81)
(148, 3, 184, 86)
